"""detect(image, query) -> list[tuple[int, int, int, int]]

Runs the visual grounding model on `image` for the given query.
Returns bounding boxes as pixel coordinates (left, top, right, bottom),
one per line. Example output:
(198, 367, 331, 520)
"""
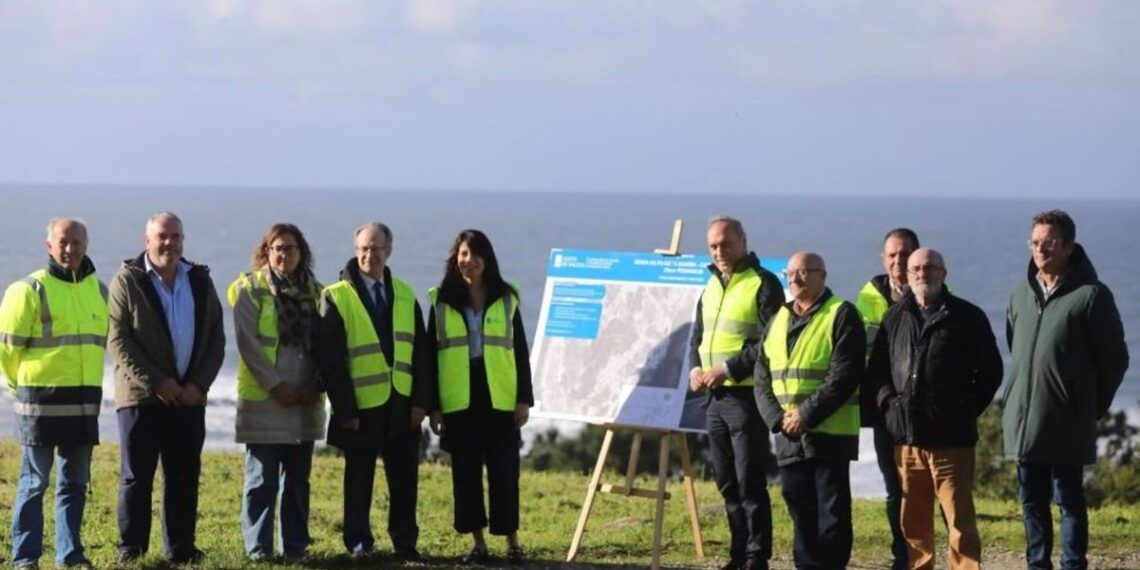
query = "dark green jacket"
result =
(1001, 244, 1129, 464)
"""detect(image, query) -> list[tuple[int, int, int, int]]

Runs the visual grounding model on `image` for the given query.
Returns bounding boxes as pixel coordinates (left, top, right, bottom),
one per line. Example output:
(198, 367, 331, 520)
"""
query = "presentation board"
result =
(530, 248, 787, 432)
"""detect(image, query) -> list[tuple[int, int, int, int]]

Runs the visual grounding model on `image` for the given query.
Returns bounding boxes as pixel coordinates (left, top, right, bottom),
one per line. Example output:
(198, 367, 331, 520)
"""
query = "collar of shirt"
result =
(1035, 273, 1058, 300)
(359, 273, 385, 304)
(144, 255, 190, 280)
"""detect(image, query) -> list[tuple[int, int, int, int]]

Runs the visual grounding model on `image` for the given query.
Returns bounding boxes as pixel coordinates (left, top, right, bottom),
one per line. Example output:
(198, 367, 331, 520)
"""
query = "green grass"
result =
(1, 439, 1139, 569)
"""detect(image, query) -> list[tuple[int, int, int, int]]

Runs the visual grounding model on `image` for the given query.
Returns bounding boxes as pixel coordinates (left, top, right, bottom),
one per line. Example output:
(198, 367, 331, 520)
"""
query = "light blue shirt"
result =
(145, 256, 196, 378)
(463, 307, 484, 359)
(358, 273, 386, 307)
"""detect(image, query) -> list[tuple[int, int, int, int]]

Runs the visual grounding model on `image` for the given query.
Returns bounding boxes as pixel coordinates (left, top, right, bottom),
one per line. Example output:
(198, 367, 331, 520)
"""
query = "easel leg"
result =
(567, 428, 615, 562)
(675, 433, 705, 559)
(651, 434, 671, 570)
(624, 431, 643, 495)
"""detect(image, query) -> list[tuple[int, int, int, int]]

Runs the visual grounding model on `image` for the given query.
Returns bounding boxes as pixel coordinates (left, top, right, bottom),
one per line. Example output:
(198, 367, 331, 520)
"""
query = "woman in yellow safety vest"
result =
(228, 223, 326, 562)
(428, 229, 533, 565)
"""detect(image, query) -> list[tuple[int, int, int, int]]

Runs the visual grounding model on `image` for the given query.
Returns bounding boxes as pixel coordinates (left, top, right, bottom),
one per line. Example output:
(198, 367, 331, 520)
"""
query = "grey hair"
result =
(146, 211, 183, 232)
(354, 222, 393, 245)
(708, 215, 746, 242)
(45, 218, 88, 241)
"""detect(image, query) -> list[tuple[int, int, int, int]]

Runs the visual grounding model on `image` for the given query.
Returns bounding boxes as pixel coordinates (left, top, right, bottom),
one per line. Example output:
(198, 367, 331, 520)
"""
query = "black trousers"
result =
(873, 424, 907, 569)
(117, 405, 206, 559)
(706, 388, 772, 563)
(444, 396, 521, 536)
(780, 458, 853, 570)
(381, 413, 421, 551)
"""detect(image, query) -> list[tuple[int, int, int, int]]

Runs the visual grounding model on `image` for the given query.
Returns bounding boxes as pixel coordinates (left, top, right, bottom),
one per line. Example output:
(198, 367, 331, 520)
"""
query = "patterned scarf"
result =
(268, 267, 320, 349)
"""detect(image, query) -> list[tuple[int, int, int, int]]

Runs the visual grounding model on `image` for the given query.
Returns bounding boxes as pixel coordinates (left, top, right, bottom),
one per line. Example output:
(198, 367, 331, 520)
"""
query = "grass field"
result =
(1, 439, 1138, 569)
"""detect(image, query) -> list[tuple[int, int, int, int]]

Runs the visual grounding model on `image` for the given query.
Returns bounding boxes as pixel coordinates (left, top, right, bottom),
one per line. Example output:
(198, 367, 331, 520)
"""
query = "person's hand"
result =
(782, 409, 807, 439)
(270, 384, 300, 407)
(429, 411, 444, 436)
(515, 404, 530, 428)
(155, 378, 182, 406)
(341, 417, 360, 431)
(688, 367, 705, 391)
(298, 386, 321, 407)
(703, 364, 730, 389)
(409, 406, 427, 429)
(177, 383, 204, 407)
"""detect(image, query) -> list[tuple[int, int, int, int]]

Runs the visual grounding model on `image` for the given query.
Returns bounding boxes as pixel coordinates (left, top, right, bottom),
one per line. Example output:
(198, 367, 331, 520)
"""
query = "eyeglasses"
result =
(269, 244, 299, 254)
(784, 268, 823, 279)
(907, 264, 944, 275)
(1027, 238, 1062, 251)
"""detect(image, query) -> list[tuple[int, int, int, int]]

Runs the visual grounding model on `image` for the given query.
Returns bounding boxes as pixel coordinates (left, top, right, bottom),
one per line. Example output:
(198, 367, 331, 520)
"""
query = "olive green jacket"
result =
(1002, 244, 1128, 465)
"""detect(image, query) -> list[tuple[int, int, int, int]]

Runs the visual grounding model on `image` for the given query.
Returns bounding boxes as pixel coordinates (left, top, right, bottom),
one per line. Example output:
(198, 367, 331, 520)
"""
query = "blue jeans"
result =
(873, 425, 907, 570)
(1018, 462, 1088, 570)
(241, 442, 315, 558)
(11, 444, 93, 566)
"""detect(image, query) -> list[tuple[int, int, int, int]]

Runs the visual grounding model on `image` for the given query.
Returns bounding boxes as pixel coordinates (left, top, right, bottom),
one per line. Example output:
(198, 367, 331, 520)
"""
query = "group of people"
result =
(0, 213, 531, 568)
(689, 210, 1129, 570)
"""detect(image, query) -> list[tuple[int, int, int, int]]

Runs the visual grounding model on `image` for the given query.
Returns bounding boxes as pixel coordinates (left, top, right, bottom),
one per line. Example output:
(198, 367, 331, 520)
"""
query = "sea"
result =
(2, 185, 1137, 497)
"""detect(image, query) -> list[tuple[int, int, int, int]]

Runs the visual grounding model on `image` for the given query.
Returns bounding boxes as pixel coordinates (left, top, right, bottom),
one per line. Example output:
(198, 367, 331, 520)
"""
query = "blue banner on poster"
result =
(546, 248, 788, 289)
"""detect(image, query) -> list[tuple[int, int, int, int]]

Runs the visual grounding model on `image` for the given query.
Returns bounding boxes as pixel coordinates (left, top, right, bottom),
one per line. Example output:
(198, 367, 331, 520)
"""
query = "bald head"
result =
(907, 248, 947, 306)
(786, 251, 827, 304)
(45, 218, 89, 272)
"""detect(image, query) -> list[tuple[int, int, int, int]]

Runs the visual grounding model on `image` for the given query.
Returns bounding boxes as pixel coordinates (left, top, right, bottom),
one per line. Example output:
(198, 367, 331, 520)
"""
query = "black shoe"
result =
(506, 545, 526, 565)
(460, 545, 490, 565)
(165, 548, 205, 565)
(56, 559, 95, 570)
(117, 549, 144, 564)
(394, 548, 426, 562)
(743, 558, 768, 570)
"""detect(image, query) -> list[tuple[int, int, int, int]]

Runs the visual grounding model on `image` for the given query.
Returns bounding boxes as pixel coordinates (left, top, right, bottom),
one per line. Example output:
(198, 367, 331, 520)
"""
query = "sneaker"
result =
(14, 562, 39, 570)
(506, 545, 526, 565)
(460, 545, 490, 565)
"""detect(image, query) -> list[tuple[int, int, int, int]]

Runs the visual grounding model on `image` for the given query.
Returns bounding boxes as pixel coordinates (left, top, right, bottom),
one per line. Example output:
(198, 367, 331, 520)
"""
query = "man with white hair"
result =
(867, 248, 1002, 570)
(1, 218, 107, 569)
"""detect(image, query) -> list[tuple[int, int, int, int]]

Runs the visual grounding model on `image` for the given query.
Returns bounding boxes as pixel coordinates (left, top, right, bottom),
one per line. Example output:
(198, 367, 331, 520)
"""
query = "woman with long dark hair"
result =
(428, 229, 533, 565)
(228, 223, 326, 561)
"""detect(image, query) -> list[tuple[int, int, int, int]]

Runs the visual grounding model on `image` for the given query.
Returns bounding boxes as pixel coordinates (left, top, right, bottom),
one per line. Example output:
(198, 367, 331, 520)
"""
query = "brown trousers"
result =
(896, 445, 982, 570)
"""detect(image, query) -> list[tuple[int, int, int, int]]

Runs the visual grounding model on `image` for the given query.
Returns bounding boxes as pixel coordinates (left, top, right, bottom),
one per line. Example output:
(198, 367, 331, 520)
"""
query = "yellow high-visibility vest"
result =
(430, 287, 518, 413)
(697, 268, 763, 386)
(763, 295, 860, 436)
(322, 276, 418, 410)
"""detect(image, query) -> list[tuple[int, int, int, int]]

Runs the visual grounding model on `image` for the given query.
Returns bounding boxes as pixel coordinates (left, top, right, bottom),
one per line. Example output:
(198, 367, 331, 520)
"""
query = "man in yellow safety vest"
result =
(313, 222, 432, 561)
(687, 216, 784, 570)
(754, 251, 865, 570)
(1, 218, 107, 570)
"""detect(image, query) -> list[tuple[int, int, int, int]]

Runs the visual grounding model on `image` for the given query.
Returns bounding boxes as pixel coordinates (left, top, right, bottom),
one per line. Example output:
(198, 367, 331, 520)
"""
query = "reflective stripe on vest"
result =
(227, 271, 280, 401)
(0, 269, 108, 413)
(429, 287, 518, 413)
(762, 295, 860, 436)
(697, 268, 762, 387)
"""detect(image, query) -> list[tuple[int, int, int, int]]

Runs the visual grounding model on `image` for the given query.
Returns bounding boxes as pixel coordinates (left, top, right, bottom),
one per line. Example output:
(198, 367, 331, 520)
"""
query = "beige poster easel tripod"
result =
(564, 220, 706, 569)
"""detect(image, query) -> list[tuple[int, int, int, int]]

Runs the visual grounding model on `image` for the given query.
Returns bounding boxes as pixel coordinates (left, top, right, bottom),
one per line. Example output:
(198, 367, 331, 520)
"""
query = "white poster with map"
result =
(530, 248, 787, 432)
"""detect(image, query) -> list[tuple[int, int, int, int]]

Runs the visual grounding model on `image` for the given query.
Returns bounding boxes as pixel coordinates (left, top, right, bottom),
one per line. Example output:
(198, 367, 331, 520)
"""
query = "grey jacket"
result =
(231, 269, 326, 444)
(108, 253, 226, 409)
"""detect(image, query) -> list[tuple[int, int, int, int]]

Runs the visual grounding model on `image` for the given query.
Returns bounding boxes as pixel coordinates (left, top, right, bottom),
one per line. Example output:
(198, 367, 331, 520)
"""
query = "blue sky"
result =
(2, 1, 1137, 198)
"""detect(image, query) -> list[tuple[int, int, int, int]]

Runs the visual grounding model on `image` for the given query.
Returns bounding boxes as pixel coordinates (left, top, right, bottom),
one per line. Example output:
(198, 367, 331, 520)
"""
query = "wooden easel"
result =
(566, 426, 705, 568)
(566, 220, 705, 569)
